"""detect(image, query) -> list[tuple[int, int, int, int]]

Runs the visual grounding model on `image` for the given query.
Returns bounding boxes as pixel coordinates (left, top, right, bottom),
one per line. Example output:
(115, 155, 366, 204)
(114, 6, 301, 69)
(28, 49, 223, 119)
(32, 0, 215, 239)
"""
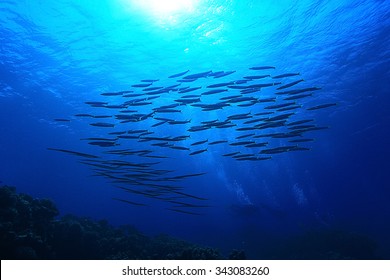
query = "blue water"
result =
(1, 0, 389, 258)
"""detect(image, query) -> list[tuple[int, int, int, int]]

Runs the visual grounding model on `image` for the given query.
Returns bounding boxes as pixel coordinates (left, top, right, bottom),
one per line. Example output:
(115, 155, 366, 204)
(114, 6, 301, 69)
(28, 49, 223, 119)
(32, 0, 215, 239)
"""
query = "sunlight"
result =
(130, 0, 197, 16)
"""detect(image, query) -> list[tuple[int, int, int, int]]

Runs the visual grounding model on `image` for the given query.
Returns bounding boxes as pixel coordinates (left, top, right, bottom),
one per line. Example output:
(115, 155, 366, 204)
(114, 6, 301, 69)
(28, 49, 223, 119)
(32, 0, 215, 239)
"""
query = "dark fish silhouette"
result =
(272, 73, 300, 79)
(307, 103, 337, 110)
(189, 149, 207, 155)
(169, 70, 189, 78)
(249, 66, 276, 70)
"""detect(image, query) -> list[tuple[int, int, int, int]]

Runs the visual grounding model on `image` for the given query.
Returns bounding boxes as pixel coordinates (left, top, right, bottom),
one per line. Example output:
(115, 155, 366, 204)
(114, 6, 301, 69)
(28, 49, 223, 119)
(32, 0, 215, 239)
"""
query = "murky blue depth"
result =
(0, 0, 389, 258)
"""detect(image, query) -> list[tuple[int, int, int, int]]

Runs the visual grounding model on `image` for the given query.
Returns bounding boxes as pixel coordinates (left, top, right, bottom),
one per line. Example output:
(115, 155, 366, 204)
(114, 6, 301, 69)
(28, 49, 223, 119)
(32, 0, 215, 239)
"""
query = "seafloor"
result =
(0, 185, 381, 260)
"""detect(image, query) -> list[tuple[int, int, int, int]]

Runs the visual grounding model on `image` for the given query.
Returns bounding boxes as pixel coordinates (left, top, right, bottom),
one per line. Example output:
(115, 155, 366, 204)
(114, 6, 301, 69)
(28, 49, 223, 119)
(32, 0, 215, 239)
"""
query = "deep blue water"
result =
(1, 0, 389, 258)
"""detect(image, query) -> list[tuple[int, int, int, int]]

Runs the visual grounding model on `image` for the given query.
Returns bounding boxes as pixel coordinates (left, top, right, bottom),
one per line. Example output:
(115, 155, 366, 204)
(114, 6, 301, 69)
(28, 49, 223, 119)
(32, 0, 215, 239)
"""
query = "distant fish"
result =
(209, 140, 228, 145)
(74, 114, 93, 117)
(47, 148, 99, 159)
(143, 87, 163, 91)
(191, 139, 208, 146)
(166, 208, 201, 215)
(183, 71, 212, 80)
(287, 119, 314, 126)
(101, 92, 124, 96)
(272, 73, 300, 79)
(289, 138, 314, 143)
(277, 105, 302, 111)
(211, 70, 236, 78)
(169, 146, 190, 151)
(307, 103, 337, 110)
(207, 82, 234, 88)
(89, 122, 115, 128)
(230, 141, 255, 146)
(236, 133, 255, 139)
(284, 93, 313, 101)
(277, 79, 304, 90)
(112, 198, 147, 206)
(54, 118, 70, 122)
(169, 70, 189, 78)
(141, 79, 159, 82)
(201, 89, 228, 95)
(243, 75, 270, 79)
(249, 66, 276, 70)
(131, 83, 152, 88)
(245, 142, 268, 148)
(85, 101, 108, 106)
(179, 86, 202, 93)
(88, 141, 118, 147)
(223, 152, 240, 157)
(92, 115, 112, 119)
(189, 149, 207, 155)
(168, 120, 191, 125)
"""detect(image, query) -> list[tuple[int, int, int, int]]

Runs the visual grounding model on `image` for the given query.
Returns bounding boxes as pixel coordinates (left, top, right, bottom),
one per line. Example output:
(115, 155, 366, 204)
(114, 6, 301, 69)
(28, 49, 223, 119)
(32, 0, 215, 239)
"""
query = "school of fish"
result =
(49, 66, 336, 215)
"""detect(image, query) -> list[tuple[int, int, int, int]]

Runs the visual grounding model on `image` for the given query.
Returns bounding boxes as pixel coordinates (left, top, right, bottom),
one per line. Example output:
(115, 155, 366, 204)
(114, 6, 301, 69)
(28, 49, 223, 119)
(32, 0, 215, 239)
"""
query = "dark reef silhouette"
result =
(0, 185, 381, 260)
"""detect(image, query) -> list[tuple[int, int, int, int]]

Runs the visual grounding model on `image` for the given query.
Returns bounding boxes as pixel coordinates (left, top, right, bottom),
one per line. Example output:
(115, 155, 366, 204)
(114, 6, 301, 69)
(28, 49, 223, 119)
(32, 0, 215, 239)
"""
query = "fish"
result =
(47, 148, 99, 159)
(183, 71, 212, 80)
(245, 142, 268, 148)
(201, 89, 228, 95)
(74, 114, 93, 117)
(272, 73, 300, 79)
(212, 70, 236, 78)
(189, 149, 208, 155)
(92, 115, 112, 119)
(169, 146, 190, 151)
(236, 133, 255, 139)
(307, 103, 337, 110)
(209, 140, 228, 145)
(49, 66, 332, 212)
(287, 119, 314, 126)
(264, 102, 295, 110)
(260, 146, 298, 154)
(169, 70, 189, 78)
(257, 98, 276, 103)
(277, 79, 304, 90)
(101, 92, 124, 96)
(174, 98, 201, 104)
(191, 140, 208, 146)
(88, 141, 118, 147)
(166, 208, 201, 215)
(179, 86, 202, 93)
(220, 94, 243, 100)
(85, 101, 108, 106)
(283, 93, 313, 100)
(168, 120, 191, 125)
(227, 113, 252, 120)
(230, 141, 255, 146)
(154, 109, 181, 113)
(131, 83, 152, 88)
(112, 198, 148, 206)
(289, 138, 314, 143)
(243, 75, 270, 79)
(222, 152, 240, 157)
(277, 105, 302, 111)
(181, 94, 201, 98)
(249, 66, 276, 70)
(89, 122, 115, 128)
(54, 118, 70, 122)
(152, 121, 167, 127)
(143, 87, 163, 91)
(207, 82, 234, 88)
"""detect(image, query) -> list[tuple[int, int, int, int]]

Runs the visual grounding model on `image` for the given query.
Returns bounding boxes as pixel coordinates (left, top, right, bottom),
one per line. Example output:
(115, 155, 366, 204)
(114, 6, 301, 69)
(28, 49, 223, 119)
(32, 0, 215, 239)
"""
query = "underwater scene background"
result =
(0, 0, 389, 259)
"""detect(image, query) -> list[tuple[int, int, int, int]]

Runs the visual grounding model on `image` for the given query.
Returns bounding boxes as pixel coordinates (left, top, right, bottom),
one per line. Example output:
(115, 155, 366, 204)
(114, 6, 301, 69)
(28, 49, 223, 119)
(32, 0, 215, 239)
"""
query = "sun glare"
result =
(131, 0, 196, 16)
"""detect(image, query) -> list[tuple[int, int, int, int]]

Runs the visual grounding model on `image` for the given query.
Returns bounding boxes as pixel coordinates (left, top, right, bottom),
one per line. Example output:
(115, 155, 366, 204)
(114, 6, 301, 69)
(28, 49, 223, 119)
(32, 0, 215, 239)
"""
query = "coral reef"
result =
(0, 186, 225, 259)
(0, 185, 381, 259)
